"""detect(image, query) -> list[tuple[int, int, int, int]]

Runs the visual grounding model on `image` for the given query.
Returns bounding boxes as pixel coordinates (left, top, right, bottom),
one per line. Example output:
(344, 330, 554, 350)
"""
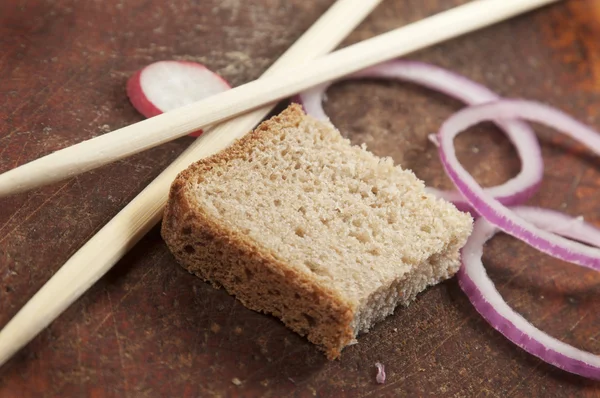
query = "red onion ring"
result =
(438, 99, 600, 270)
(297, 60, 544, 213)
(459, 206, 600, 379)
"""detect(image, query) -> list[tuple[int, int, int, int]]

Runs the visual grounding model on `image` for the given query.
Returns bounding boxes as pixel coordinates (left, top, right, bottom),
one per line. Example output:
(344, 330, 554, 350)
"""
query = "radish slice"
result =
(459, 206, 600, 379)
(297, 60, 544, 213)
(438, 99, 600, 270)
(126, 60, 231, 137)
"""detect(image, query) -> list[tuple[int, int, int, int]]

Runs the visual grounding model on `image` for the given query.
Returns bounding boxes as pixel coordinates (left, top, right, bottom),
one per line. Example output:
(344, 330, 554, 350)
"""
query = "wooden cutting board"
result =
(1, 0, 599, 396)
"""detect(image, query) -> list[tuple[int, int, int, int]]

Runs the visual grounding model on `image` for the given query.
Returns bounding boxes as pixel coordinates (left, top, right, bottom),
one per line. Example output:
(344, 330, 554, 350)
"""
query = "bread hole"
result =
(302, 313, 317, 327)
(268, 289, 281, 296)
(281, 175, 287, 181)
(420, 225, 431, 233)
(295, 227, 306, 238)
(233, 275, 242, 284)
(279, 134, 285, 141)
(274, 199, 282, 207)
(349, 230, 370, 243)
(352, 219, 362, 227)
(304, 260, 318, 272)
(183, 245, 195, 254)
(269, 173, 277, 181)
(303, 186, 313, 193)
(371, 186, 379, 195)
(182, 226, 192, 235)
(298, 206, 306, 215)
(368, 248, 381, 256)
(320, 217, 330, 226)
(294, 293, 301, 299)
(281, 149, 289, 156)
(244, 268, 254, 280)
(297, 327, 308, 336)
(294, 162, 302, 170)
(309, 290, 321, 304)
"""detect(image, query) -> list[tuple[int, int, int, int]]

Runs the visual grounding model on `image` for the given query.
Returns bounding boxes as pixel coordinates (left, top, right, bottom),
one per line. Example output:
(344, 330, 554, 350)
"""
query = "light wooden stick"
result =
(0, 0, 559, 197)
(0, 0, 383, 368)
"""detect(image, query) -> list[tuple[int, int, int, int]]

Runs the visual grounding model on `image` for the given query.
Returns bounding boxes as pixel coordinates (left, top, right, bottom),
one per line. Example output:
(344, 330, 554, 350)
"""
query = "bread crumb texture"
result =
(161, 104, 473, 359)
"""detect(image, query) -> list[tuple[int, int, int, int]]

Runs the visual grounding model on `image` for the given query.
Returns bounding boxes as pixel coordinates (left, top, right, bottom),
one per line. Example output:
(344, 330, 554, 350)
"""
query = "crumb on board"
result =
(231, 377, 242, 386)
(348, 338, 358, 346)
(375, 362, 386, 384)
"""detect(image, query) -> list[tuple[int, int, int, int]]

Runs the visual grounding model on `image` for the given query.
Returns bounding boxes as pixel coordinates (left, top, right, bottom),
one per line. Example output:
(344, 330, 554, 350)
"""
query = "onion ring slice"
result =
(438, 99, 600, 270)
(459, 206, 600, 379)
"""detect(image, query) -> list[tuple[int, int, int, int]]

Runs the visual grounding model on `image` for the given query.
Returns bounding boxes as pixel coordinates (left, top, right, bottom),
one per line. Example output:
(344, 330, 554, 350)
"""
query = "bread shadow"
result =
(106, 224, 329, 387)
(538, 133, 600, 172)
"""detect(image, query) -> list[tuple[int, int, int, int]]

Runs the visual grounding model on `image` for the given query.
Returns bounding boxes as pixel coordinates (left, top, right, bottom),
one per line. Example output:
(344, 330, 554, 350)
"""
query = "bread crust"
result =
(162, 105, 355, 359)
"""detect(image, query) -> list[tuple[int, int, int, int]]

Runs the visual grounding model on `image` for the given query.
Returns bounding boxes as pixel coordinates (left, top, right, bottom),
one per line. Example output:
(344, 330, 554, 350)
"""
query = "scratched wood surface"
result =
(1, 0, 599, 396)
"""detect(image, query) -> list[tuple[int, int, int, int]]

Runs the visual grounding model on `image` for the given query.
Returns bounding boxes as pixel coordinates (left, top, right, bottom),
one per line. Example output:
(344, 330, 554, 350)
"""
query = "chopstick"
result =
(0, 0, 560, 367)
(0, 0, 383, 368)
(0, 0, 559, 198)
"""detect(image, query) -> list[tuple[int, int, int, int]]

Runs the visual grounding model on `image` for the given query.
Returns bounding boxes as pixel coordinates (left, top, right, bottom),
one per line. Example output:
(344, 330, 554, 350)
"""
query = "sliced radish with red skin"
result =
(297, 60, 543, 214)
(126, 60, 231, 137)
(459, 206, 600, 380)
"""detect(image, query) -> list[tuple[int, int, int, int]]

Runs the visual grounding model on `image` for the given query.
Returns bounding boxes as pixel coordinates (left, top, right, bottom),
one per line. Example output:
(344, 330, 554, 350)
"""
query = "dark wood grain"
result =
(1, 0, 599, 396)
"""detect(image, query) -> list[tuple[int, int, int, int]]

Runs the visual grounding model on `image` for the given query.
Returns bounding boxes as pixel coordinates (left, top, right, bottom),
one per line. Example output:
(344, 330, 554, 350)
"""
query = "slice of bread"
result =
(161, 104, 473, 359)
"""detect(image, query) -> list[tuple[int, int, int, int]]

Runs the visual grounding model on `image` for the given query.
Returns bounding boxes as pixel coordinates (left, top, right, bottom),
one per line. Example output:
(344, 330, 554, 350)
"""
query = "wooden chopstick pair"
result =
(0, 0, 560, 367)
(0, 0, 559, 198)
